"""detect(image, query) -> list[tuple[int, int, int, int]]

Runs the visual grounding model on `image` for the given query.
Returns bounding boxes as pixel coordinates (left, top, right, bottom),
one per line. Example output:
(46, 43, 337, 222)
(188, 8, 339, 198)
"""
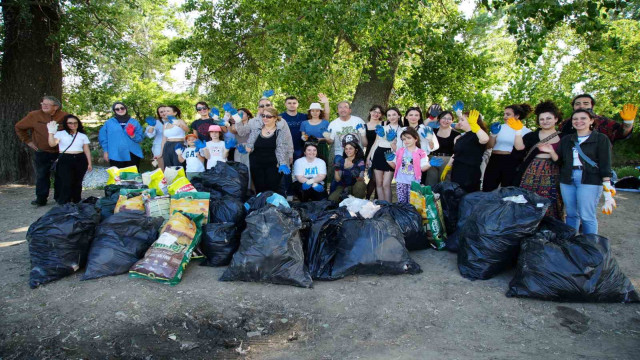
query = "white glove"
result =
(305, 179, 314, 185)
(175, 149, 183, 156)
(602, 180, 616, 196)
(602, 190, 616, 215)
(212, 114, 220, 121)
(223, 112, 231, 121)
(47, 121, 58, 134)
(322, 131, 331, 140)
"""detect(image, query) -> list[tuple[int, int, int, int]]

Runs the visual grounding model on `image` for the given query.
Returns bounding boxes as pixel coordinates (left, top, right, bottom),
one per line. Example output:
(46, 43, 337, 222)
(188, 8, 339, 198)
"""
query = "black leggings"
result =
(109, 153, 141, 169)
(55, 153, 88, 204)
(482, 153, 520, 192)
(251, 161, 283, 195)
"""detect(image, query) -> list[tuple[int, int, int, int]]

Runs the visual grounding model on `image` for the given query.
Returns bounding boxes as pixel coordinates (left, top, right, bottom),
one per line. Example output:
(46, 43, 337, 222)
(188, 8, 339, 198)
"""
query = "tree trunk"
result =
(0, 1, 63, 184)
(350, 48, 400, 119)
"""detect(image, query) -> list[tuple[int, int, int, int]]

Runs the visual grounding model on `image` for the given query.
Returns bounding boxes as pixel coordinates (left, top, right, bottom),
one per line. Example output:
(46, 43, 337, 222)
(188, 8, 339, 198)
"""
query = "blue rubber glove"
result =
(375, 124, 385, 137)
(302, 182, 311, 190)
(430, 157, 444, 167)
(223, 102, 233, 112)
(426, 121, 440, 129)
(429, 104, 442, 118)
(145, 116, 156, 126)
(490, 122, 502, 135)
(225, 137, 237, 149)
(355, 123, 365, 132)
(194, 139, 206, 151)
(453, 101, 464, 113)
(312, 183, 324, 192)
(210, 107, 220, 119)
(263, 89, 275, 98)
(386, 128, 397, 141)
(237, 144, 247, 154)
(421, 126, 434, 138)
(175, 143, 186, 152)
(167, 115, 176, 124)
(278, 164, 291, 175)
(384, 150, 396, 162)
(266, 193, 290, 208)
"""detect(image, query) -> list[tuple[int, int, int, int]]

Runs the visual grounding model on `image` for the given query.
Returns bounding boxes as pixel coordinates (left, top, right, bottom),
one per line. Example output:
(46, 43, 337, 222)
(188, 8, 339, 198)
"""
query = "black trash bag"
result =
(432, 181, 467, 235)
(200, 161, 249, 200)
(291, 200, 337, 249)
(244, 191, 276, 214)
(81, 211, 163, 280)
(312, 214, 422, 280)
(373, 202, 428, 251)
(305, 209, 351, 276)
(457, 187, 550, 280)
(614, 176, 640, 190)
(220, 206, 312, 288)
(200, 222, 241, 267)
(537, 216, 577, 240)
(97, 193, 120, 221)
(80, 196, 100, 205)
(104, 184, 147, 197)
(507, 232, 640, 303)
(27, 204, 100, 288)
(209, 195, 246, 226)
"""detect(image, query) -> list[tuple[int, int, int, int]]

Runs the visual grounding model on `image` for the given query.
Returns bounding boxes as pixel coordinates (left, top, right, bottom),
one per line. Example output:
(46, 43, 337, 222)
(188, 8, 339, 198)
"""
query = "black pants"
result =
(163, 141, 185, 168)
(292, 182, 328, 202)
(251, 161, 283, 195)
(452, 161, 481, 193)
(109, 153, 141, 169)
(55, 153, 88, 204)
(34, 151, 59, 203)
(482, 153, 520, 192)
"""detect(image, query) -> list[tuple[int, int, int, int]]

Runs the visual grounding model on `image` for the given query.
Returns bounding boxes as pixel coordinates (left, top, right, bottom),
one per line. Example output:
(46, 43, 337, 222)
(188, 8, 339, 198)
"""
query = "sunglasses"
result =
(263, 114, 276, 119)
(196, 107, 208, 111)
(114, 107, 126, 111)
(258, 104, 272, 108)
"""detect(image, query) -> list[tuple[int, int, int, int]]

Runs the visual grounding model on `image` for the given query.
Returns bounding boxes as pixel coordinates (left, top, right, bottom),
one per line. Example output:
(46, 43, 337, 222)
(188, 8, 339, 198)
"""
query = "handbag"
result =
(51, 132, 78, 172)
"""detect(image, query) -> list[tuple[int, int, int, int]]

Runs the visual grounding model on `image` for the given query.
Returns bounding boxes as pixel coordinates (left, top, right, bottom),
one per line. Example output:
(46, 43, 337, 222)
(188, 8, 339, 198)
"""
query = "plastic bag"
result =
(97, 193, 120, 221)
(106, 165, 138, 185)
(507, 230, 639, 303)
(244, 191, 289, 214)
(104, 184, 148, 198)
(142, 168, 169, 195)
(432, 181, 467, 235)
(115, 188, 156, 214)
(291, 200, 337, 248)
(82, 211, 164, 280)
(310, 214, 422, 280)
(119, 172, 143, 185)
(199, 162, 249, 200)
(164, 166, 186, 185)
(27, 204, 100, 288)
(374, 201, 428, 251)
(145, 195, 171, 221)
(209, 195, 246, 226)
(457, 187, 550, 280)
(167, 176, 196, 195)
(170, 192, 210, 223)
(129, 212, 204, 285)
(339, 196, 380, 218)
(200, 222, 241, 267)
(220, 206, 312, 288)
(305, 209, 349, 275)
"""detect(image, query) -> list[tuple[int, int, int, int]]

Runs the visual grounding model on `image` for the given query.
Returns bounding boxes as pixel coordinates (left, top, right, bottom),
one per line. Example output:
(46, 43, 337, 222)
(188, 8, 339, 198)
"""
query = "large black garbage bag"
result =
(432, 181, 467, 235)
(104, 184, 147, 197)
(457, 187, 550, 280)
(97, 193, 120, 221)
(27, 204, 100, 288)
(200, 161, 249, 200)
(200, 222, 241, 267)
(219, 206, 312, 288)
(209, 196, 246, 226)
(81, 211, 164, 280)
(507, 232, 639, 303)
(373, 202, 428, 250)
(291, 200, 337, 249)
(305, 209, 349, 274)
(243, 191, 275, 213)
(313, 214, 422, 280)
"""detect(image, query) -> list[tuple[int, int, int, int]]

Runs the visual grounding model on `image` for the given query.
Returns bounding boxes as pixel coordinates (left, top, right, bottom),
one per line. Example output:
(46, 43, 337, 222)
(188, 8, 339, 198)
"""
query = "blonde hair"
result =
(262, 107, 280, 121)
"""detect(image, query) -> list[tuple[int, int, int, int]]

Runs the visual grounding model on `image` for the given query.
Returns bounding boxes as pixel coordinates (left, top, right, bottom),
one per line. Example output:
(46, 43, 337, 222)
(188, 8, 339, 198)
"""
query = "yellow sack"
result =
(142, 168, 169, 195)
(170, 192, 210, 223)
(115, 188, 155, 213)
(167, 176, 196, 195)
(164, 166, 186, 185)
(410, 190, 427, 220)
(106, 165, 139, 185)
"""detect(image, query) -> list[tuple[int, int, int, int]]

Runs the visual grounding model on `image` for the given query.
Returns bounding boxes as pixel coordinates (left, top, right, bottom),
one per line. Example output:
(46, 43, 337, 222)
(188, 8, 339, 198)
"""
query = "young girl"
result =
(202, 125, 229, 169)
(367, 106, 402, 202)
(387, 127, 430, 203)
(176, 134, 205, 180)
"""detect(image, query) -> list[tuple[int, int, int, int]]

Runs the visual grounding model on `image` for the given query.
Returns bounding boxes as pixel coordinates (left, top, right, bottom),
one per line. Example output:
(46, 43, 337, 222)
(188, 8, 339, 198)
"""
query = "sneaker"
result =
(31, 199, 47, 206)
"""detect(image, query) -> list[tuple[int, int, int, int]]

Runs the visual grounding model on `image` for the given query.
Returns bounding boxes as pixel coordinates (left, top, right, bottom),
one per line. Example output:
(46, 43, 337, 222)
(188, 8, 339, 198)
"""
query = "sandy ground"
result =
(0, 184, 638, 359)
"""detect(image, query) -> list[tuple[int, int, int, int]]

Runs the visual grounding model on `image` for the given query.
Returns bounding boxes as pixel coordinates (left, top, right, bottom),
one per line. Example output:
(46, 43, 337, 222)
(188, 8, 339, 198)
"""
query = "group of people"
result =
(15, 93, 637, 236)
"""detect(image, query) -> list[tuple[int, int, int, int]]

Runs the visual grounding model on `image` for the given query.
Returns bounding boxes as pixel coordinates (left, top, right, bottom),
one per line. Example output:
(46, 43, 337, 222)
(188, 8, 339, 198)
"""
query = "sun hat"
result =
(308, 103, 323, 111)
(208, 125, 222, 132)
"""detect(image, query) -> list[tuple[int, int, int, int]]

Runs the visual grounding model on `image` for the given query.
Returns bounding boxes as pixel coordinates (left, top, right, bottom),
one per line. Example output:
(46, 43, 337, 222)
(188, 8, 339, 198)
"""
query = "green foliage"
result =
(613, 165, 640, 179)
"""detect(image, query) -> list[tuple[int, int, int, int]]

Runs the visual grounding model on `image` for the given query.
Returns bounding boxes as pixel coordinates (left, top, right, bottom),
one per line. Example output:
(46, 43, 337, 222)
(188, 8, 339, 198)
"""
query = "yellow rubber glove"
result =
(620, 103, 637, 124)
(506, 117, 524, 134)
(440, 164, 452, 182)
(468, 110, 481, 133)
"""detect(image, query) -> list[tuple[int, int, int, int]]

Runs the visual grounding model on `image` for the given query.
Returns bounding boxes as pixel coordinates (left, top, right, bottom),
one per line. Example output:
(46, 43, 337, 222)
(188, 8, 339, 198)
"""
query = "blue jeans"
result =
(560, 170, 602, 235)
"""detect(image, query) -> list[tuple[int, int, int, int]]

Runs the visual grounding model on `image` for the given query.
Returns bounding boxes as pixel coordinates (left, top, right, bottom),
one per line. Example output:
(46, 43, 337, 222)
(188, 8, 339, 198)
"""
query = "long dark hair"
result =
(168, 105, 182, 119)
(400, 127, 421, 148)
(404, 106, 424, 126)
(155, 105, 167, 123)
(62, 114, 85, 134)
(366, 104, 385, 123)
(238, 107, 254, 120)
(386, 106, 403, 127)
(505, 103, 533, 119)
(342, 141, 365, 163)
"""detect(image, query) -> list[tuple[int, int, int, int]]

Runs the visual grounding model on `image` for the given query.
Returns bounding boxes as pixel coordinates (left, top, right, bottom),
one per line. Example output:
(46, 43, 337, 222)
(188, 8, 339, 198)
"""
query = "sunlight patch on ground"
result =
(0, 240, 26, 248)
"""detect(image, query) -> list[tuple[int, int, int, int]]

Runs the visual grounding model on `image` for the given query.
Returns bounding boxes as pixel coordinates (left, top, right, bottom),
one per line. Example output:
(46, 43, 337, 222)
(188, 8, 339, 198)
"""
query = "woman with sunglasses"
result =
(162, 105, 189, 168)
(47, 115, 92, 204)
(98, 102, 144, 168)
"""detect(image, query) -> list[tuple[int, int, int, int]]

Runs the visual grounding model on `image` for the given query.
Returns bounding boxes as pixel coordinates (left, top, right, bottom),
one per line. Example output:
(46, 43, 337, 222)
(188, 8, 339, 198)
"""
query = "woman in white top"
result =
(145, 105, 167, 169)
(162, 105, 189, 168)
(366, 106, 403, 202)
(483, 103, 532, 191)
(293, 141, 328, 202)
(46, 115, 92, 204)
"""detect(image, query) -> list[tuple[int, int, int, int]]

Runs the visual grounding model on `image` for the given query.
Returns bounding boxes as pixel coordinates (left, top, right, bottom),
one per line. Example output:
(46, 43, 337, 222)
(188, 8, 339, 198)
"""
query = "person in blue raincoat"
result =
(98, 102, 144, 168)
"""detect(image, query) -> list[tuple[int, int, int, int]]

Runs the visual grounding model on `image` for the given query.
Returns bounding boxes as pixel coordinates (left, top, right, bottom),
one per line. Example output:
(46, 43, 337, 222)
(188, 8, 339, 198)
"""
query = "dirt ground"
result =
(0, 184, 638, 360)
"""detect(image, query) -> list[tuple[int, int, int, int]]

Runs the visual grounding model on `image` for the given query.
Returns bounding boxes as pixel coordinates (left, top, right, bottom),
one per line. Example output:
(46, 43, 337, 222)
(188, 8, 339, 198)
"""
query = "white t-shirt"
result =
(204, 140, 226, 169)
(327, 116, 365, 155)
(54, 131, 90, 152)
(183, 146, 205, 173)
(293, 157, 327, 183)
(572, 135, 589, 166)
(493, 125, 532, 152)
